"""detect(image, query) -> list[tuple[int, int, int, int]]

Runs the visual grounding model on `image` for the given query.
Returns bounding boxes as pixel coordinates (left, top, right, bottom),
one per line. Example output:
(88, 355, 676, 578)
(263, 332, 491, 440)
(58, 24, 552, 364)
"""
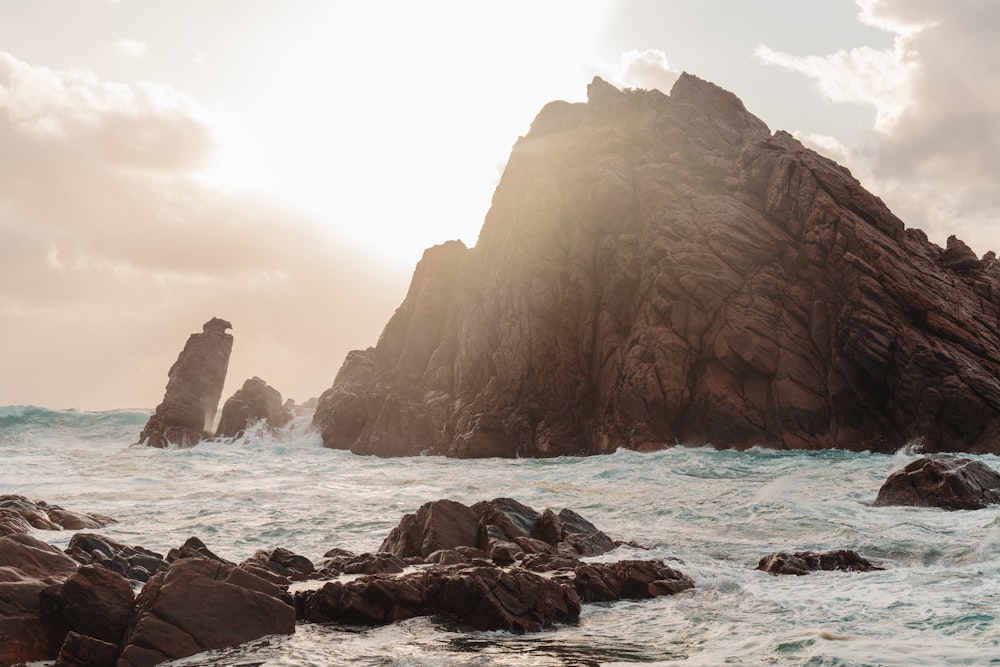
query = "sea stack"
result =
(314, 73, 1000, 458)
(137, 317, 233, 448)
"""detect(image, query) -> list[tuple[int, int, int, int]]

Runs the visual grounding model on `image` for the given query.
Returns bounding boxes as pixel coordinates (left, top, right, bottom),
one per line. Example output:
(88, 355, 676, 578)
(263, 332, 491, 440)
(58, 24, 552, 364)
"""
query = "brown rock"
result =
(295, 573, 427, 626)
(0, 534, 79, 581)
(378, 498, 618, 562)
(137, 317, 234, 448)
(0, 535, 78, 665)
(54, 631, 119, 667)
(874, 455, 1000, 510)
(571, 560, 694, 601)
(215, 376, 294, 438)
(0, 495, 114, 536)
(426, 565, 580, 633)
(313, 73, 1000, 456)
(378, 499, 480, 558)
(756, 550, 883, 575)
(60, 565, 134, 644)
(117, 557, 295, 667)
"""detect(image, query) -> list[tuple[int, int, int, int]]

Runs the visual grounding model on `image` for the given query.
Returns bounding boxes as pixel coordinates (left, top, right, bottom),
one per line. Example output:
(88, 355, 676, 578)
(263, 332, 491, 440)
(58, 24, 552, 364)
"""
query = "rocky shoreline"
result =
(4, 453, 999, 666)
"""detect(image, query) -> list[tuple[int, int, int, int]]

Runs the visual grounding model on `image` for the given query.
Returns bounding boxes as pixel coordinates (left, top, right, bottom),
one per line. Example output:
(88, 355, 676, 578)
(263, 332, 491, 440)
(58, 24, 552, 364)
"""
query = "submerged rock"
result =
(215, 376, 294, 438)
(137, 317, 233, 448)
(314, 73, 1000, 457)
(756, 550, 883, 575)
(873, 455, 1000, 510)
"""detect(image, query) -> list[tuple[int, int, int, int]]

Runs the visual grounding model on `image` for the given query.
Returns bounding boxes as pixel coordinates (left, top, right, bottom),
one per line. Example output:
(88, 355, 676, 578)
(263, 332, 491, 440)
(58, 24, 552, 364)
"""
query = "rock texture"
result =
(137, 318, 234, 448)
(313, 74, 1000, 457)
(756, 550, 883, 575)
(0, 495, 114, 537)
(378, 498, 618, 562)
(116, 557, 295, 667)
(873, 455, 1000, 510)
(215, 376, 294, 438)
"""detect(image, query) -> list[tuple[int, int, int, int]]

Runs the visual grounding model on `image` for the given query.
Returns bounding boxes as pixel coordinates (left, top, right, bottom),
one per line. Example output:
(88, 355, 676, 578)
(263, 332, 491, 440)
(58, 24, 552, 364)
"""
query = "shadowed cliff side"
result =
(314, 73, 1000, 458)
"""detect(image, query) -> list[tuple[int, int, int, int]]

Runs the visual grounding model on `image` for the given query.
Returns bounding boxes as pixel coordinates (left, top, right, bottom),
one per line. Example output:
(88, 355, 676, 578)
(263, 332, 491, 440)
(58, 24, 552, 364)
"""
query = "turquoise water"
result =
(3, 405, 1000, 665)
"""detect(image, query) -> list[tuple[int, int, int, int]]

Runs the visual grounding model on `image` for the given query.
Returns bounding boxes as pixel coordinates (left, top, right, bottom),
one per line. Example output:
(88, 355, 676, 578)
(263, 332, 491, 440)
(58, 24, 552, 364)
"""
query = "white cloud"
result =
(0, 49, 409, 410)
(757, 0, 1000, 255)
(113, 38, 147, 58)
(619, 49, 679, 93)
(754, 38, 919, 133)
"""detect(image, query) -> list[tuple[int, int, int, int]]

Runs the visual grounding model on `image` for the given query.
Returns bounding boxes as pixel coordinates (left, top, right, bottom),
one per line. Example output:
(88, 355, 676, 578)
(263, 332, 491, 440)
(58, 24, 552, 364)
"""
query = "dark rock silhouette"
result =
(378, 498, 617, 561)
(215, 376, 294, 438)
(756, 550, 883, 575)
(314, 73, 1000, 457)
(137, 318, 233, 448)
(873, 455, 1000, 510)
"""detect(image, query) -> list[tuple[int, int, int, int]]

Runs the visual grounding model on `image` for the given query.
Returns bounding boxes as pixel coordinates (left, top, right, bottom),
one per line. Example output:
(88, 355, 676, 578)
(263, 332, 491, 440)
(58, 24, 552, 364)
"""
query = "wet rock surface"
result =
(137, 317, 234, 448)
(756, 549, 883, 575)
(314, 74, 1000, 457)
(874, 455, 1000, 510)
(215, 376, 294, 438)
(0, 495, 114, 537)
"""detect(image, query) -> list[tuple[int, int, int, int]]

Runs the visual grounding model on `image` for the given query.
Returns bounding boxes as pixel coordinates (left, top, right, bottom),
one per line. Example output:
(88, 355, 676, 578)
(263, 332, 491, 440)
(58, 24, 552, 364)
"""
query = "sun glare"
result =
(198, 2, 610, 266)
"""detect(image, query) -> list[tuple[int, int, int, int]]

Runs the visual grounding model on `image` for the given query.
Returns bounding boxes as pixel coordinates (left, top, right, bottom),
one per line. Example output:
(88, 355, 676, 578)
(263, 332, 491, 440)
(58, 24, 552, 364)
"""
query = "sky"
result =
(1, 0, 997, 411)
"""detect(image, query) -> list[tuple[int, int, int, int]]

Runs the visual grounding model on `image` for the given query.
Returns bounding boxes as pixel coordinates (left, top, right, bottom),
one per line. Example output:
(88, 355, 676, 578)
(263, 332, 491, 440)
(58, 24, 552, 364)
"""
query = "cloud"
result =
(754, 37, 918, 133)
(757, 0, 1000, 255)
(113, 38, 147, 58)
(619, 49, 679, 93)
(0, 50, 409, 410)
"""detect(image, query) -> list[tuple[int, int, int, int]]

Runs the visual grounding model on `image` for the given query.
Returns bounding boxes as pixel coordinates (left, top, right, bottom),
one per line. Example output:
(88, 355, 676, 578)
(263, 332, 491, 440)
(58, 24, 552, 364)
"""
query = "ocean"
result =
(3, 404, 999, 666)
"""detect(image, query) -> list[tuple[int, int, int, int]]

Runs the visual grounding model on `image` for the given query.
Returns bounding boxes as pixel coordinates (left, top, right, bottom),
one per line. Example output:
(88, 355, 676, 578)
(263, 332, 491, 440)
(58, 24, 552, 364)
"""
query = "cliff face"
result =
(314, 73, 1000, 457)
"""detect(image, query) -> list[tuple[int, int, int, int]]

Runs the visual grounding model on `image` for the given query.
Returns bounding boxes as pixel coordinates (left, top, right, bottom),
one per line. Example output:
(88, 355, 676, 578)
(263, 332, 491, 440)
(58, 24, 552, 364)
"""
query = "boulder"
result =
(571, 560, 694, 601)
(0, 495, 114, 536)
(0, 533, 79, 582)
(239, 547, 316, 585)
(313, 73, 1000, 457)
(874, 455, 1000, 510)
(295, 573, 428, 626)
(59, 565, 134, 645)
(378, 498, 618, 563)
(137, 317, 234, 448)
(379, 499, 480, 558)
(65, 533, 168, 584)
(215, 376, 294, 438)
(426, 565, 580, 633)
(0, 534, 79, 665)
(756, 550, 883, 575)
(117, 557, 295, 667)
(53, 631, 119, 667)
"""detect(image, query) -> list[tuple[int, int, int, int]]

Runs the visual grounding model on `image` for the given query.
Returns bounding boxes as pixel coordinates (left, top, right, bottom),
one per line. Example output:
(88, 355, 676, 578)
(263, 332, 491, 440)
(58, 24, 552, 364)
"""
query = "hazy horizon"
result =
(2, 0, 998, 411)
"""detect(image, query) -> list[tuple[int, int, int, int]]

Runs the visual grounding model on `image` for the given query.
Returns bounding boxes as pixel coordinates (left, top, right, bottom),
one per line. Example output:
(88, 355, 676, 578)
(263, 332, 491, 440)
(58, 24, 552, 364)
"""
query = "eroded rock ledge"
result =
(314, 73, 1000, 457)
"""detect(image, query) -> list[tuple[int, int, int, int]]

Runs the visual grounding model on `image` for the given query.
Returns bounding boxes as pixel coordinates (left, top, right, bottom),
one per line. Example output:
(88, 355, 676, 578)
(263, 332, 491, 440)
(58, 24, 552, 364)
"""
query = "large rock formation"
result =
(137, 318, 233, 448)
(215, 376, 294, 438)
(314, 73, 1000, 457)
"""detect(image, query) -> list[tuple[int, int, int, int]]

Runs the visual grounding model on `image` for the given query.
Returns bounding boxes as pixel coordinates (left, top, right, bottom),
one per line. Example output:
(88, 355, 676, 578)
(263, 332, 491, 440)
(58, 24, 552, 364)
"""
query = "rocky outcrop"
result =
(756, 550, 883, 575)
(313, 73, 1000, 457)
(0, 495, 114, 537)
(137, 318, 233, 448)
(117, 557, 296, 667)
(873, 455, 1000, 510)
(215, 377, 294, 438)
(378, 498, 618, 562)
